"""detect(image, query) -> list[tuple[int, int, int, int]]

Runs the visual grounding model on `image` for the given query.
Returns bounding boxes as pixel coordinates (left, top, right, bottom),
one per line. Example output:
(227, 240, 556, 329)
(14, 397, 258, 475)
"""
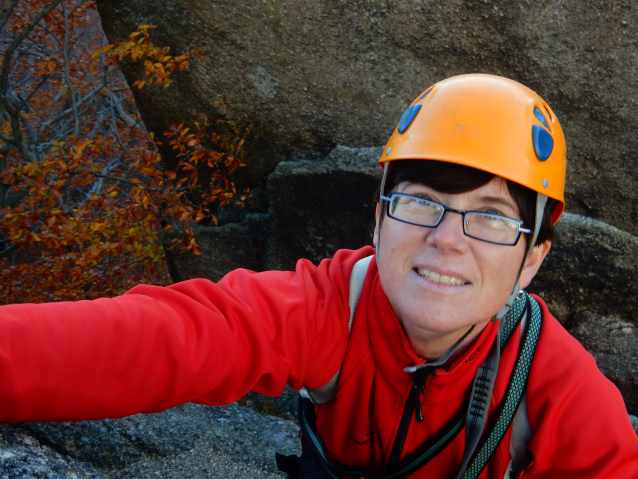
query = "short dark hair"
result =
(374, 160, 557, 247)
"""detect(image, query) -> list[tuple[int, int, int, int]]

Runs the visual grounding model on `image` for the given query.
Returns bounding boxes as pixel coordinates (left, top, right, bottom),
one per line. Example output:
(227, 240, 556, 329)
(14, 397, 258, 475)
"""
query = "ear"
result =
(518, 240, 551, 289)
(373, 202, 380, 247)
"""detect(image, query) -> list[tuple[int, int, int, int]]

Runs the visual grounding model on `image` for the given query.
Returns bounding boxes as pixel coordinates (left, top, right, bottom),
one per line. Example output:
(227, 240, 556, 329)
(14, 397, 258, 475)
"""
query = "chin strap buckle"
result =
(494, 283, 520, 321)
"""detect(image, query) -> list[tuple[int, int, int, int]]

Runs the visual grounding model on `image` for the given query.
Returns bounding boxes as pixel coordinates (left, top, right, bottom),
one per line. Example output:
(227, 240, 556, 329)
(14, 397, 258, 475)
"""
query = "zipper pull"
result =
(412, 368, 432, 423)
(415, 396, 424, 423)
(413, 380, 426, 423)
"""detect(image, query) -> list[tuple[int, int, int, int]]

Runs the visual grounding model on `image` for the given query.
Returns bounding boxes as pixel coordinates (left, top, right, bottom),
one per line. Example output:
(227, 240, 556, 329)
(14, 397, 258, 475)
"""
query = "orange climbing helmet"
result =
(379, 74, 566, 225)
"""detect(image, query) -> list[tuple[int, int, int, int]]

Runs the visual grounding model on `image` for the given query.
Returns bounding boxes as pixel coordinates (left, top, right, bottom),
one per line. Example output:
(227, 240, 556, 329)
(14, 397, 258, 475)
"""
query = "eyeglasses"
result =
(380, 192, 531, 246)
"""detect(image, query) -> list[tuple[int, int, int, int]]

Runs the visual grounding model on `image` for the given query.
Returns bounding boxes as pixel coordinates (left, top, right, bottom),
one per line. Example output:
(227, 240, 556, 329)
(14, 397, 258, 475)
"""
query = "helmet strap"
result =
(495, 193, 547, 320)
(375, 162, 390, 264)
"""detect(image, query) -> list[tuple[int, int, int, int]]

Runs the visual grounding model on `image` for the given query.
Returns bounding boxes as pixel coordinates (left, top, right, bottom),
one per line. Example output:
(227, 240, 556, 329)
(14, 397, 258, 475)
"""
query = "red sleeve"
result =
(0, 247, 374, 422)
(524, 297, 638, 478)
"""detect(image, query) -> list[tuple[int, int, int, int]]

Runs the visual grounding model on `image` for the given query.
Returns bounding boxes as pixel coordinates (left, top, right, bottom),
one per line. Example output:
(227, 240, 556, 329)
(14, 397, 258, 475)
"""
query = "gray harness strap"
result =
(299, 255, 372, 404)
(504, 311, 535, 478)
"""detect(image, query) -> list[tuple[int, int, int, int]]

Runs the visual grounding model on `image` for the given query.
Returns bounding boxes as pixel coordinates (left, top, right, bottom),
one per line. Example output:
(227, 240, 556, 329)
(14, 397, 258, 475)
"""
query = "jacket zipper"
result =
(387, 367, 435, 467)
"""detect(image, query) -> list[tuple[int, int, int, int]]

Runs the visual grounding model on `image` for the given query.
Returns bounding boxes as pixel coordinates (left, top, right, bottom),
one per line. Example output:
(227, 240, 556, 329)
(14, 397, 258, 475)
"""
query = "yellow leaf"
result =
(137, 80, 145, 89)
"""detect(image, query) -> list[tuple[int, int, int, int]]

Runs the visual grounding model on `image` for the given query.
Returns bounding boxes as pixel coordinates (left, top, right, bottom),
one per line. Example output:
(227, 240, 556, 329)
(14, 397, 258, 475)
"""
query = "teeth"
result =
(417, 268, 467, 286)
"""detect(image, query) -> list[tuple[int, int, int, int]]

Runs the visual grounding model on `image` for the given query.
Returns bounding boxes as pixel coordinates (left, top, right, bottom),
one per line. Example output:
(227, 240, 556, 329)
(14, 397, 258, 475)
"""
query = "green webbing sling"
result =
(299, 291, 542, 479)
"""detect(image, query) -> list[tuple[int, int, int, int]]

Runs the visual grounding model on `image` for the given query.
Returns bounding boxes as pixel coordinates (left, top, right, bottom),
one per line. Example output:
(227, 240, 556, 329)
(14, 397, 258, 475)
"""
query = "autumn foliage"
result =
(0, 0, 252, 303)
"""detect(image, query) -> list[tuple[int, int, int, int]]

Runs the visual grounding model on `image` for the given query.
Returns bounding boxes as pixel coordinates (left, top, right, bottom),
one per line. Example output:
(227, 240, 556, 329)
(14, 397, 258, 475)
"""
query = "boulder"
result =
(95, 0, 638, 235)
(13, 402, 299, 476)
(530, 213, 638, 324)
(0, 427, 107, 478)
(529, 213, 638, 413)
(164, 213, 270, 282)
(265, 146, 383, 270)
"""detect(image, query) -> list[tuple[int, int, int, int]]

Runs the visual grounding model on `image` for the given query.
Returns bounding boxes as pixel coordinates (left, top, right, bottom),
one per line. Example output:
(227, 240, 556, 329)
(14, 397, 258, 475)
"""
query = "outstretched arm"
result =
(0, 247, 371, 422)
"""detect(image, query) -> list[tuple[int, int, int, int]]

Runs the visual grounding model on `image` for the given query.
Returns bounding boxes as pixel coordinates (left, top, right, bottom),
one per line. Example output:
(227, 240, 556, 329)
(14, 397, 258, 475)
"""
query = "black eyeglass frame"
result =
(380, 192, 532, 246)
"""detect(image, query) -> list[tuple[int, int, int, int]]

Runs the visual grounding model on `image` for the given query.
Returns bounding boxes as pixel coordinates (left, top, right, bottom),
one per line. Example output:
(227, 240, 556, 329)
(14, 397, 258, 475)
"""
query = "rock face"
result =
(11, 402, 300, 478)
(95, 0, 638, 235)
(529, 213, 638, 415)
(165, 213, 270, 283)
(0, 427, 107, 478)
(529, 214, 638, 324)
(265, 145, 383, 270)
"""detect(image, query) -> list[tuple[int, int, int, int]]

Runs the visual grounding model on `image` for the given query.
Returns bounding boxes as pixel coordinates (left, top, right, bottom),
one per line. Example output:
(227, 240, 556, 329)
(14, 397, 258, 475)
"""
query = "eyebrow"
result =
(473, 196, 516, 209)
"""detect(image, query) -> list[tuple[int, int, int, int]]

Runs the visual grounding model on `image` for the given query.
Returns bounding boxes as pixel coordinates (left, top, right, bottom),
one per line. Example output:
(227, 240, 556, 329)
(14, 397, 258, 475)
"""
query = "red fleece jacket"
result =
(0, 247, 636, 478)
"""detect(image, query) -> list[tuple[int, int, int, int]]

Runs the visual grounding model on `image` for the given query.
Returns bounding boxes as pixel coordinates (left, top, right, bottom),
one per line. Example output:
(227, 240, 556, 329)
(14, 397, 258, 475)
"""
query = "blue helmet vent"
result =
(533, 107, 549, 130)
(419, 91, 431, 101)
(398, 104, 422, 134)
(532, 124, 554, 161)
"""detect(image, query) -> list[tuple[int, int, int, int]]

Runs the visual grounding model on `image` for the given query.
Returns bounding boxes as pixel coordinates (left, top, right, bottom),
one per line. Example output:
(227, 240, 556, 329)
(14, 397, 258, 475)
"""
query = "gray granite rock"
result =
(0, 427, 107, 478)
(265, 145, 382, 270)
(528, 213, 638, 413)
(164, 213, 270, 282)
(95, 0, 638, 236)
(15, 402, 299, 477)
(530, 213, 638, 323)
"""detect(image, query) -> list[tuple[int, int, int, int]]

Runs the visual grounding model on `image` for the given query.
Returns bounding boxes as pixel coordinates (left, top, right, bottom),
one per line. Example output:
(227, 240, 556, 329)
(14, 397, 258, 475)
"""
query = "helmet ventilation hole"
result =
(533, 107, 549, 130)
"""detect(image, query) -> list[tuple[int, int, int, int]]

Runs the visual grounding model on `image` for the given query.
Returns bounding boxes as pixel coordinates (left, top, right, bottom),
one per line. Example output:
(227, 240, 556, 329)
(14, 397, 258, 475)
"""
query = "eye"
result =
(415, 196, 432, 205)
(478, 208, 501, 216)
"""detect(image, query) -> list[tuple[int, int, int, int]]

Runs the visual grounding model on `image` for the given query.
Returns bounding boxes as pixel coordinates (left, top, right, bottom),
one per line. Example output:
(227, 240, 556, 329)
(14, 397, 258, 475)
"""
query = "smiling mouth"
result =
(416, 268, 469, 286)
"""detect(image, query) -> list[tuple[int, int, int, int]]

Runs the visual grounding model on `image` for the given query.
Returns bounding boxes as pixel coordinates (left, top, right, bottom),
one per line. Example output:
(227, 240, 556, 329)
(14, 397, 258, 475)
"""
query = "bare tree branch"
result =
(16, 74, 51, 111)
(63, 5, 81, 138)
(108, 88, 138, 128)
(0, 0, 65, 121)
(35, 65, 108, 144)
(0, 0, 18, 35)
(88, 171, 136, 186)
(0, 241, 20, 259)
(0, 186, 28, 209)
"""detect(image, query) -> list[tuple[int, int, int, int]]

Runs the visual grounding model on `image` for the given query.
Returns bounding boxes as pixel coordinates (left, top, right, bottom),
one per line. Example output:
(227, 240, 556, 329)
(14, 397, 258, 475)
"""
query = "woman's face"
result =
(374, 177, 548, 350)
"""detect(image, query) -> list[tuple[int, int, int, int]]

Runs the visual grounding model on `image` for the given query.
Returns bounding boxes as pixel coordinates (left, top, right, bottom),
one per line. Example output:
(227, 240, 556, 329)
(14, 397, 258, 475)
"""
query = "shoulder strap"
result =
(299, 255, 373, 404)
(505, 394, 533, 477)
(464, 294, 542, 479)
(503, 309, 535, 478)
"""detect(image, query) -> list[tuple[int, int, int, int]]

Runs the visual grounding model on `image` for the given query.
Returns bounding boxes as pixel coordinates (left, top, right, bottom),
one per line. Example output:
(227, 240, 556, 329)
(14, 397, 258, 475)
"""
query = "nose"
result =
(425, 210, 468, 252)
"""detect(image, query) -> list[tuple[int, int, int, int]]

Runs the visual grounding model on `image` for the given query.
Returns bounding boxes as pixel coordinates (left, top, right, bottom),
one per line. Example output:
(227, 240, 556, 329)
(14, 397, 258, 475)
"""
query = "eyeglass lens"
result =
(387, 194, 522, 245)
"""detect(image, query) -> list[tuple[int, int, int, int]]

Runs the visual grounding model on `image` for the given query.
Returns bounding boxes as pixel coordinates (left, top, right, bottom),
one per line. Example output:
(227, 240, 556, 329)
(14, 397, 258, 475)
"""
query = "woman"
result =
(1, 74, 637, 478)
